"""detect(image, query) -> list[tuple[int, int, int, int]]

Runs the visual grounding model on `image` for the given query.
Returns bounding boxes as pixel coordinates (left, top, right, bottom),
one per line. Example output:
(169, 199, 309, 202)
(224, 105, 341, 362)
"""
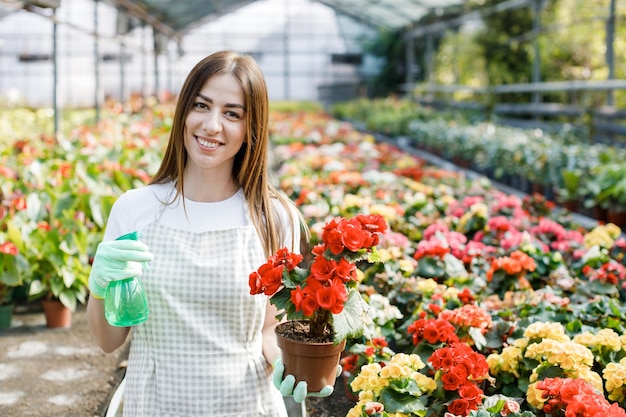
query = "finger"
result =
(98, 261, 145, 281)
(272, 359, 285, 389)
(293, 381, 307, 403)
(307, 385, 334, 398)
(279, 374, 296, 396)
(102, 241, 154, 262)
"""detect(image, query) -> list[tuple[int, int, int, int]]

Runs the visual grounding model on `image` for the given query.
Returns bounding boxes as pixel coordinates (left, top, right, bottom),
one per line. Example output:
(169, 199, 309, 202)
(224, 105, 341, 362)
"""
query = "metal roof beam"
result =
(404, 0, 533, 39)
(107, 0, 179, 38)
(315, 0, 395, 29)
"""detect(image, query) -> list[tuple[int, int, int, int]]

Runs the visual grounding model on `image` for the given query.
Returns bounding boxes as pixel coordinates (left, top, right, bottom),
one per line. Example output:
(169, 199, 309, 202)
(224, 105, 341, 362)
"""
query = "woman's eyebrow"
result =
(197, 93, 245, 110)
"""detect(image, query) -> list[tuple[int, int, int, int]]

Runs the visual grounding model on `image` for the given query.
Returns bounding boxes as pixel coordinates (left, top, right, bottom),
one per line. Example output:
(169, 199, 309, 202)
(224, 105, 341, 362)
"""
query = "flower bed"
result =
(332, 97, 626, 223)
(3, 102, 626, 416)
(268, 109, 626, 416)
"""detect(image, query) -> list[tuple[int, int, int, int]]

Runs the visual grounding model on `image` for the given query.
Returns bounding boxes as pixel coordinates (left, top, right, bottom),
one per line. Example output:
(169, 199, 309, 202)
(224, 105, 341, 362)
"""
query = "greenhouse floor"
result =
(0, 302, 355, 417)
(0, 303, 127, 417)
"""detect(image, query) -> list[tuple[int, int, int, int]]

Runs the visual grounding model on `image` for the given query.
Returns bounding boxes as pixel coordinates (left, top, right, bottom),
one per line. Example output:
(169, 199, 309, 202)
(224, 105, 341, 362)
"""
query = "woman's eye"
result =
(226, 110, 241, 119)
(194, 102, 208, 110)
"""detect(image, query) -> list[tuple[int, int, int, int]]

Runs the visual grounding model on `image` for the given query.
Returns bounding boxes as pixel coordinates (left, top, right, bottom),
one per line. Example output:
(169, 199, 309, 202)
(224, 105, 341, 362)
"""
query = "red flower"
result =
(0, 241, 18, 256)
(534, 377, 626, 417)
(270, 247, 303, 271)
(315, 278, 347, 314)
(249, 214, 388, 340)
(407, 318, 459, 346)
(441, 370, 467, 391)
(291, 284, 319, 317)
(447, 399, 471, 416)
(310, 256, 338, 283)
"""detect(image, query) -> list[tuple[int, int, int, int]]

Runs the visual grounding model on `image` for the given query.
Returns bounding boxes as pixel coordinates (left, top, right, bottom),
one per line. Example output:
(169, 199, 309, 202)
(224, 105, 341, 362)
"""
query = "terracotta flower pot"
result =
(275, 322, 346, 392)
(607, 209, 626, 229)
(42, 299, 72, 328)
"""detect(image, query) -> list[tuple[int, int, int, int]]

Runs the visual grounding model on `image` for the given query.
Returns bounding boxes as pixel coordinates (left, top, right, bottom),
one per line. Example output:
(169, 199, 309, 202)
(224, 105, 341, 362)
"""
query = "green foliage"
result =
(475, 0, 534, 100)
(362, 29, 407, 97)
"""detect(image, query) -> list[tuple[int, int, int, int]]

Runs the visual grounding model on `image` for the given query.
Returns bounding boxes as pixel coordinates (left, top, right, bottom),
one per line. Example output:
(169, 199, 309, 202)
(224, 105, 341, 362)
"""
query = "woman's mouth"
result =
(196, 136, 221, 149)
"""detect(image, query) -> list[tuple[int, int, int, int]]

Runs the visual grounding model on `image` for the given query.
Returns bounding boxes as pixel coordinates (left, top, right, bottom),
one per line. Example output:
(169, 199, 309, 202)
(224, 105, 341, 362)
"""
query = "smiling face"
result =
(183, 73, 247, 179)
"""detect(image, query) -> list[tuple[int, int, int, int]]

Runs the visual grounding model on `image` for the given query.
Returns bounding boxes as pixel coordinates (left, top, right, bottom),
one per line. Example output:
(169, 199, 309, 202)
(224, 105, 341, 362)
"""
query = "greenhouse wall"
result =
(0, 0, 376, 107)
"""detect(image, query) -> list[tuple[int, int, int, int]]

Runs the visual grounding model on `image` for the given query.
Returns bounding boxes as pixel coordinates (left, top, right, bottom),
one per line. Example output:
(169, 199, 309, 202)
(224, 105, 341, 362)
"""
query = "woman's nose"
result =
(202, 110, 222, 133)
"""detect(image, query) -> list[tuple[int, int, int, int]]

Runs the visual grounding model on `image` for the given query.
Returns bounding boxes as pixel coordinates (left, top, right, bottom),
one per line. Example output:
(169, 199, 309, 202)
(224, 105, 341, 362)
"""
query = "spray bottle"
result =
(104, 231, 150, 326)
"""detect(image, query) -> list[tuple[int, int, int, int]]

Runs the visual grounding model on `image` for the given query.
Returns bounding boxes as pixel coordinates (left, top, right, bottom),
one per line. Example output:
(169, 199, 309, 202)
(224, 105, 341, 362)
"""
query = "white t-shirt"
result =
(103, 182, 300, 250)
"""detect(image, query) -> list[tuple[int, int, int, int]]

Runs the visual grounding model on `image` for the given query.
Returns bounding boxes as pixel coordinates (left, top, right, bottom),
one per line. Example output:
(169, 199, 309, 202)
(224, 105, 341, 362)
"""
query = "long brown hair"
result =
(150, 50, 305, 257)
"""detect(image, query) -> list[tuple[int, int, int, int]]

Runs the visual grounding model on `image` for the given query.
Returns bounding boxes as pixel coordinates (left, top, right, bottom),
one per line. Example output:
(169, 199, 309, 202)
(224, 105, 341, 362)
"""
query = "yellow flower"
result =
(523, 322, 570, 342)
(442, 287, 460, 300)
(346, 405, 363, 417)
(413, 372, 437, 393)
(398, 259, 415, 274)
(370, 204, 398, 222)
(415, 278, 439, 294)
(487, 345, 524, 377)
(439, 194, 456, 207)
(583, 224, 621, 248)
(606, 223, 622, 239)
(349, 352, 431, 412)
(378, 248, 393, 263)
(381, 362, 409, 379)
(471, 203, 489, 217)
(604, 358, 626, 401)
(524, 339, 594, 371)
(358, 391, 375, 402)
(570, 367, 604, 393)
(526, 382, 547, 410)
(513, 337, 530, 349)
(350, 363, 383, 393)
(573, 328, 622, 355)
(342, 194, 367, 209)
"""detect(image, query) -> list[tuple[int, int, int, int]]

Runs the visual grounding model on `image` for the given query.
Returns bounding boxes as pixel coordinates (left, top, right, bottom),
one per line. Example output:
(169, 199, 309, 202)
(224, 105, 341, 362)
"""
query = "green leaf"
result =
(379, 386, 428, 414)
(59, 291, 77, 312)
(332, 289, 369, 343)
(89, 194, 105, 228)
(368, 246, 383, 263)
(416, 257, 443, 278)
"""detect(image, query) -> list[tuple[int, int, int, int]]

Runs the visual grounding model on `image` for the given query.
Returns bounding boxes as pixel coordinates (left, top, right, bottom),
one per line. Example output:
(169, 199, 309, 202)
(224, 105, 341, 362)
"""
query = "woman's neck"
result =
(181, 170, 239, 203)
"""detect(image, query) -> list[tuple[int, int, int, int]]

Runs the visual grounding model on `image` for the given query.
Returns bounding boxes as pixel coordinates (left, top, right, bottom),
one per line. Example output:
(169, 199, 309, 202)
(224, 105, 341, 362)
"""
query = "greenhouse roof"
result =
(315, 0, 467, 30)
(104, 0, 261, 38)
(105, 0, 471, 38)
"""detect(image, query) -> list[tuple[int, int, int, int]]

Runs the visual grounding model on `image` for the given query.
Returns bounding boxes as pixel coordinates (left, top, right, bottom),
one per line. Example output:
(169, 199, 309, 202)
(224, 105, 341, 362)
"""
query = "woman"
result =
(86, 50, 328, 416)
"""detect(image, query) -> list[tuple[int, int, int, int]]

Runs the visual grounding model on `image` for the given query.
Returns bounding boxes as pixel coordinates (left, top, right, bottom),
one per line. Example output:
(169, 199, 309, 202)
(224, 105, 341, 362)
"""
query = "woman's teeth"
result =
(197, 137, 219, 148)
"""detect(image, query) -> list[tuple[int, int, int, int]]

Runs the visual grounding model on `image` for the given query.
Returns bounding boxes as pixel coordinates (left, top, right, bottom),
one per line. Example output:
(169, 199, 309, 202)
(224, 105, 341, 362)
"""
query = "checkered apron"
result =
(122, 198, 287, 416)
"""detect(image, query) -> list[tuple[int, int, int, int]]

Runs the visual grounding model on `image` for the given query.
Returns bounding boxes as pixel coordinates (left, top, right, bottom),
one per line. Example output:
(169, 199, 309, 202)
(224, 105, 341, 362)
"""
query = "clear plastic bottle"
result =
(104, 231, 150, 327)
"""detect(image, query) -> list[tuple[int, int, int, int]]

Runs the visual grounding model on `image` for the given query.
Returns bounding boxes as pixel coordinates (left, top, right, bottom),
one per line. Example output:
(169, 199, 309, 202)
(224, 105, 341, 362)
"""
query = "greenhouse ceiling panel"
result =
(314, 0, 468, 29)
(104, 0, 260, 37)
(104, 0, 471, 37)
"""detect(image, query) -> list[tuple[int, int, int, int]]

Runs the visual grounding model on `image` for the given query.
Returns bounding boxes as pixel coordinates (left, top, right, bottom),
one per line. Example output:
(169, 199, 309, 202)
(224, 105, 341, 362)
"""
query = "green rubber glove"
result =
(88, 239, 154, 299)
(272, 357, 341, 403)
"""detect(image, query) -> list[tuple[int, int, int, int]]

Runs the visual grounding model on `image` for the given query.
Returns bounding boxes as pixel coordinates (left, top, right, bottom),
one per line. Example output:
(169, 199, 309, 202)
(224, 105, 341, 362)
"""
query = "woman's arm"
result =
(261, 299, 281, 366)
(87, 296, 131, 353)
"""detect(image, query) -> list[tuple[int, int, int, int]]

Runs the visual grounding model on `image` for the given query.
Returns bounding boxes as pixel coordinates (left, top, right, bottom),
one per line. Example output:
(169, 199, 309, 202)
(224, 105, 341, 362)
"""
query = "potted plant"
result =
(584, 162, 626, 227)
(14, 190, 93, 327)
(249, 213, 388, 391)
(27, 215, 91, 327)
(0, 239, 28, 329)
(556, 168, 583, 212)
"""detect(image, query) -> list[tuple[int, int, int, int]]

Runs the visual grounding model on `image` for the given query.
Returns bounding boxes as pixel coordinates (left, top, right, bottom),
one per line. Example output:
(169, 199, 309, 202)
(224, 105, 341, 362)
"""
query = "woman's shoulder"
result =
(120, 182, 172, 204)
(104, 183, 173, 240)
